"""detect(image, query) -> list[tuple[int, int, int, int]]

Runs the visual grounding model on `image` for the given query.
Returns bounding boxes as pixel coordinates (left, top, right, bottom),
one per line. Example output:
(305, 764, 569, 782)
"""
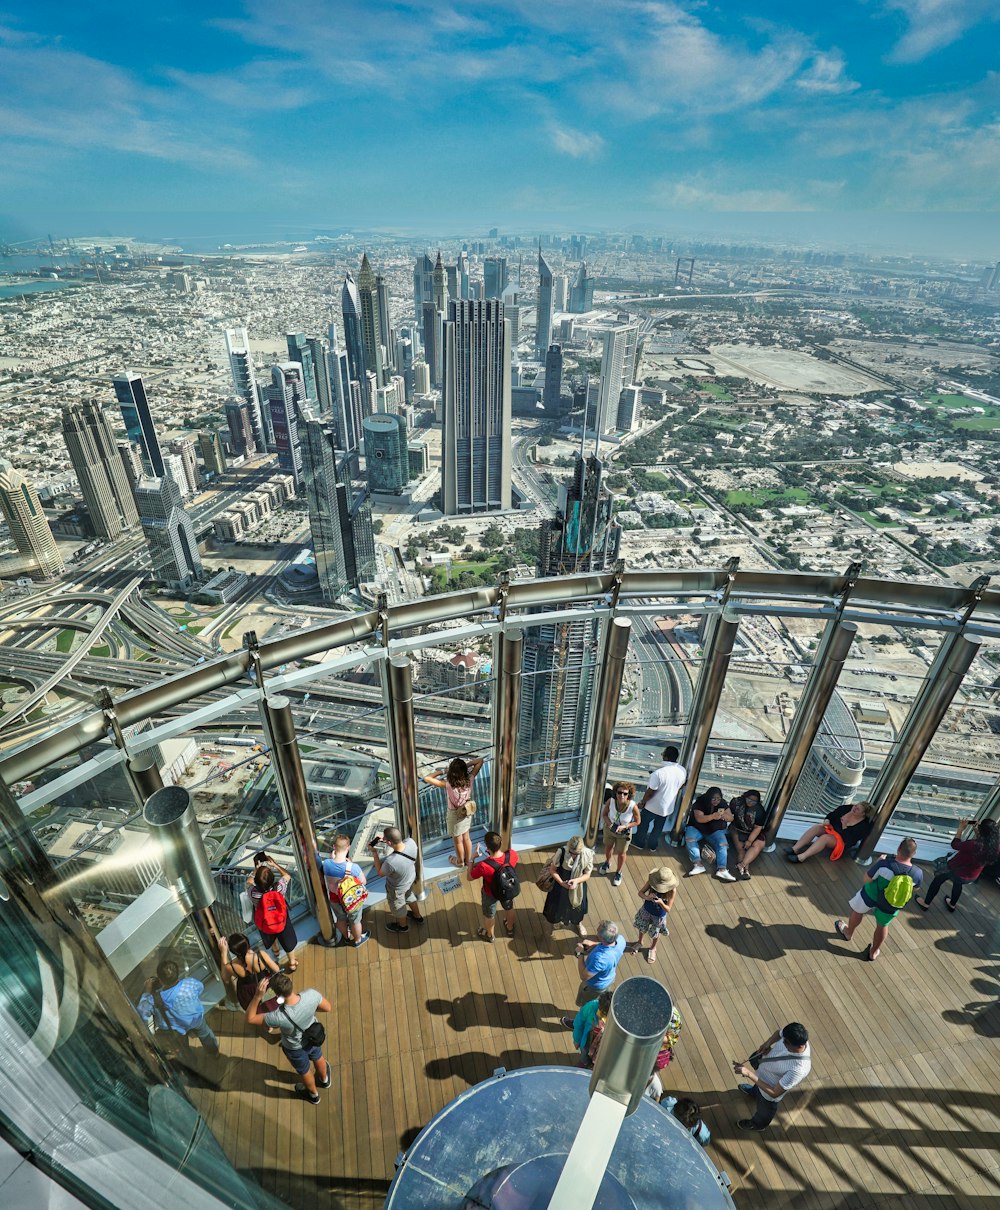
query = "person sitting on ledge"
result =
(786, 800, 874, 863)
(685, 787, 737, 882)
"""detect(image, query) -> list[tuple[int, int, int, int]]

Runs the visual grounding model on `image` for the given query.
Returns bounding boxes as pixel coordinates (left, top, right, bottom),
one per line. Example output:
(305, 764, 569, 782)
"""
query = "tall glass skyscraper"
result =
(341, 271, 371, 415)
(113, 373, 164, 477)
(535, 248, 554, 357)
(266, 365, 305, 492)
(0, 458, 65, 580)
(441, 299, 512, 516)
(518, 453, 620, 813)
(223, 327, 270, 450)
(357, 254, 386, 391)
(62, 402, 139, 539)
(363, 413, 409, 494)
(135, 474, 202, 589)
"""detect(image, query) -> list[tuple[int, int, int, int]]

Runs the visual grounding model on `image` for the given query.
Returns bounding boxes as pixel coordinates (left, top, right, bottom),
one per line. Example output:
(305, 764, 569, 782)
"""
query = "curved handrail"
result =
(1, 566, 996, 785)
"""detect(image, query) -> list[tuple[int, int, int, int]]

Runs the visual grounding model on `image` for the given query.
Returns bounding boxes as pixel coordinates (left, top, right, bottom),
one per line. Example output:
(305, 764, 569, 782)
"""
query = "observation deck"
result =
(1, 566, 999, 1209)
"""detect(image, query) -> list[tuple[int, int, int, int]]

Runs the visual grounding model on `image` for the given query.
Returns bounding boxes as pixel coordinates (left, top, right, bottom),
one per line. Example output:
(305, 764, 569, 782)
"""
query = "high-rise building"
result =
(357, 254, 386, 391)
(266, 364, 305, 491)
(113, 373, 164, 477)
(518, 453, 620, 813)
(326, 329, 359, 459)
(363, 413, 409, 494)
(569, 263, 595, 313)
(300, 404, 372, 604)
(422, 301, 442, 388)
(413, 252, 435, 319)
(135, 474, 202, 589)
(593, 320, 639, 435)
(308, 336, 332, 416)
(432, 251, 447, 313)
(341, 271, 371, 414)
(376, 273, 393, 371)
(552, 273, 569, 312)
(197, 430, 227, 478)
(484, 256, 508, 300)
(166, 435, 201, 495)
(412, 360, 431, 396)
(543, 345, 563, 416)
(535, 248, 554, 357)
(61, 402, 139, 539)
(455, 251, 470, 300)
(117, 441, 142, 494)
(286, 333, 318, 404)
(224, 398, 256, 459)
(395, 335, 414, 402)
(442, 299, 512, 516)
(616, 385, 642, 432)
(224, 328, 269, 450)
(0, 458, 64, 580)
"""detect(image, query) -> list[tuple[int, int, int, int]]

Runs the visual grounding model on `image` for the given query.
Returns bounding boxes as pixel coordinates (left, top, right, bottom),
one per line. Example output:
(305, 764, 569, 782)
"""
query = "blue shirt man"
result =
(136, 959, 219, 1055)
(574, 921, 627, 1006)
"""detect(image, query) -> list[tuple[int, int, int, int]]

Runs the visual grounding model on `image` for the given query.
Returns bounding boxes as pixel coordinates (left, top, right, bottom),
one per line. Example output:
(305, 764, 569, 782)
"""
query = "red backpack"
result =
(254, 889, 287, 933)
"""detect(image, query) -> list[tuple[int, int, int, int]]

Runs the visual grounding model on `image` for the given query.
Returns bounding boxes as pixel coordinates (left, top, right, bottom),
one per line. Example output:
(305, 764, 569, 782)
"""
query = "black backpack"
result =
(487, 854, 520, 907)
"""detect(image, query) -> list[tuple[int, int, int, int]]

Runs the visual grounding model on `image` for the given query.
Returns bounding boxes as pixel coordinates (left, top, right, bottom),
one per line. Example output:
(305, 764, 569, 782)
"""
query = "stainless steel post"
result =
(142, 784, 224, 962)
(127, 752, 163, 802)
(763, 619, 857, 843)
(975, 778, 1000, 823)
(491, 630, 523, 849)
(670, 609, 740, 843)
(260, 695, 335, 942)
(385, 655, 424, 898)
(857, 632, 981, 862)
(589, 977, 674, 1116)
(580, 618, 632, 850)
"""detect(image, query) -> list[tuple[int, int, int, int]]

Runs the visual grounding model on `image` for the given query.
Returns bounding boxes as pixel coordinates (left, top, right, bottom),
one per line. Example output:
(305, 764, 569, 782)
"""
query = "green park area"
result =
(859, 510, 902, 528)
(89, 645, 111, 657)
(701, 382, 734, 402)
(55, 628, 76, 654)
(429, 557, 499, 592)
(725, 486, 811, 507)
(923, 393, 1000, 431)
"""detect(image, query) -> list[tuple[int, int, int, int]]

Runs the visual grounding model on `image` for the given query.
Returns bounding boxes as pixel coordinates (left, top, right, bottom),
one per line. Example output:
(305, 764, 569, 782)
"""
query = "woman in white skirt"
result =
(424, 755, 484, 866)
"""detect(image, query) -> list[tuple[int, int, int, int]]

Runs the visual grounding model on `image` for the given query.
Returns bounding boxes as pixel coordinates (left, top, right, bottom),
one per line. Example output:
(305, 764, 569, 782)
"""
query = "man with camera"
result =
(136, 958, 220, 1058)
(732, 1022, 811, 1131)
(369, 826, 424, 933)
(247, 972, 331, 1105)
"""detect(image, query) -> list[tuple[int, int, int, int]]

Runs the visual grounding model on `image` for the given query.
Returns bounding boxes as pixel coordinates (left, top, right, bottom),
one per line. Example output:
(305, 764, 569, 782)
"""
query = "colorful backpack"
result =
(334, 871, 368, 913)
(254, 889, 288, 933)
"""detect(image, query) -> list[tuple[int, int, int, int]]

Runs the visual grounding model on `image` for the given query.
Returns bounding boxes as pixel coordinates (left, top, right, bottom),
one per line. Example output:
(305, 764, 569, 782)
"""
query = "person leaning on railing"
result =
(785, 801, 875, 864)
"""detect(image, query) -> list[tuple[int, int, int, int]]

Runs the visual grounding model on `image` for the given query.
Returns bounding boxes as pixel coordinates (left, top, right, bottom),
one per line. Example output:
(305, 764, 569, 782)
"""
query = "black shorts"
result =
(260, 921, 298, 952)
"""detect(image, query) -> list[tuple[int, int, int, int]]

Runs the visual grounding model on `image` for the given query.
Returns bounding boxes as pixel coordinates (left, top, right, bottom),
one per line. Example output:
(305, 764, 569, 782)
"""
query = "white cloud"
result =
(165, 64, 313, 112)
(651, 174, 841, 212)
(882, 0, 998, 63)
(796, 52, 860, 95)
(549, 124, 605, 158)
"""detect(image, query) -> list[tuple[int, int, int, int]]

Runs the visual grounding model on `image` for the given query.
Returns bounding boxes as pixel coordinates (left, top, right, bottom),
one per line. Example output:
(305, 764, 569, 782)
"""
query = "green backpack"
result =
(877, 872, 914, 913)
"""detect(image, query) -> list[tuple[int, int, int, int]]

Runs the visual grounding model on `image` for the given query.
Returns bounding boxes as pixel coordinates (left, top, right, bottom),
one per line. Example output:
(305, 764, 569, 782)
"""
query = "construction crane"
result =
(674, 257, 695, 286)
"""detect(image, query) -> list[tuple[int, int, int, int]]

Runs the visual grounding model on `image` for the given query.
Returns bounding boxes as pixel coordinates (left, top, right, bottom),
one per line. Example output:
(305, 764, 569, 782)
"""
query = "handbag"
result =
(463, 797, 476, 819)
(536, 848, 562, 893)
(279, 1002, 326, 1050)
(239, 890, 254, 923)
(933, 853, 954, 875)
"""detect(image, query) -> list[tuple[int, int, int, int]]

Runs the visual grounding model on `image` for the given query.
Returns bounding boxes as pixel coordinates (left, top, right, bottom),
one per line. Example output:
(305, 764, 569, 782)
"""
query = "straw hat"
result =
(649, 866, 678, 893)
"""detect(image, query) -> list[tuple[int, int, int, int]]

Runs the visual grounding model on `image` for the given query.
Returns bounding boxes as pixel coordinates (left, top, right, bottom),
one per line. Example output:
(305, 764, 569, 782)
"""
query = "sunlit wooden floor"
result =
(188, 844, 1000, 1210)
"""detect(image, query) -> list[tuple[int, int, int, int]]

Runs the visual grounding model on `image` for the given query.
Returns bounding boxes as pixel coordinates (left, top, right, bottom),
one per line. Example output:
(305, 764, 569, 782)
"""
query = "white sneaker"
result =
(687, 864, 706, 877)
(716, 869, 737, 883)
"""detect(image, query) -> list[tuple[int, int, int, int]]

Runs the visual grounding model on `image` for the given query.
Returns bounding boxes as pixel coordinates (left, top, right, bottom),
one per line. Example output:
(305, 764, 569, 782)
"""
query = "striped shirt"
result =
(757, 1038, 812, 1102)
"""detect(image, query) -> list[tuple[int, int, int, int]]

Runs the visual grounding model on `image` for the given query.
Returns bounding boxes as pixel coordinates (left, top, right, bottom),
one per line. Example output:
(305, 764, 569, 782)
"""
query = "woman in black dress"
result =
(786, 801, 875, 863)
(542, 834, 594, 938)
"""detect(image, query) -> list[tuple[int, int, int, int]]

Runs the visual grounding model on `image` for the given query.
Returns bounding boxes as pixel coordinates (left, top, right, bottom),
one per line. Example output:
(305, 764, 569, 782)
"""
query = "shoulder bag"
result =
(536, 848, 561, 892)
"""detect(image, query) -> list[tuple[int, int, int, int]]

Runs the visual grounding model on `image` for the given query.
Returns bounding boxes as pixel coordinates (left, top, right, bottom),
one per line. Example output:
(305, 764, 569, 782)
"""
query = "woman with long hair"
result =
(541, 834, 594, 938)
(218, 932, 280, 1017)
(424, 754, 484, 867)
(916, 817, 1000, 912)
(786, 801, 875, 863)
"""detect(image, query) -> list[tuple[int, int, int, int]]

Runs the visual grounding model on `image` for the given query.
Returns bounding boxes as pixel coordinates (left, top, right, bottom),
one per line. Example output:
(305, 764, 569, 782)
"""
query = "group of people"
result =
(136, 745, 998, 1132)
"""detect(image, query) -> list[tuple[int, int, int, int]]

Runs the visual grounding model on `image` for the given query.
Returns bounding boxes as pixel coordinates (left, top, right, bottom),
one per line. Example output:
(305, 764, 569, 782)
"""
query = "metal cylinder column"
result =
(763, 619, 857, 843)
(856, 632, 981, 862)
(670, 609, 740, 843)
(581, 618, 632, 850)
(385, 655, 424, 899)
(975, 777, 1000, 823)
(491, 630, 523, 850)
(260, 695, 335, 943)
(128, 752, 164, 802)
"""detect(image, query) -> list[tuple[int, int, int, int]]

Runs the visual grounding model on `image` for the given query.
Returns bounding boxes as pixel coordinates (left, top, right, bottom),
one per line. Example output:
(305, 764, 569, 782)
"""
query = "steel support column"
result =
(975, 778, 1000, 823)
(763, 619, 857, 843)
(260, 695, 334, 943)
(581, 618, 632, 850)
(384, 655, 424, 899)
(670, 609, 740, 843)
(857, 632, 981, 862)
(128, 752, 163, 802)
(491, 630, 523, 849)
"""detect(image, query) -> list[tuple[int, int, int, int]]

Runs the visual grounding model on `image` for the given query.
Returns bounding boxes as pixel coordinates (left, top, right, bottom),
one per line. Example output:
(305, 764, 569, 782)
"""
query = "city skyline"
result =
(1, 2, 999, 257)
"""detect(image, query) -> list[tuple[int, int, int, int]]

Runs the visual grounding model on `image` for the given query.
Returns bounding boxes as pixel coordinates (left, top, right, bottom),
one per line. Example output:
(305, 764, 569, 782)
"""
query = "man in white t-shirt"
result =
(733, 1022, 811, 1130)
(633, 747, 687, 852)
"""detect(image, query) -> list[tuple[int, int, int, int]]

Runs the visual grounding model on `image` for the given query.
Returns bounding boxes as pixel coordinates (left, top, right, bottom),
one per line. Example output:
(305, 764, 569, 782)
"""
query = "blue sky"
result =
(0, 1, 998, 241)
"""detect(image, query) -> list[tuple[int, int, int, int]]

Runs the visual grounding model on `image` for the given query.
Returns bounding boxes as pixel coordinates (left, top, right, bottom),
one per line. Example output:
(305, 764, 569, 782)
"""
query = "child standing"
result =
(423, 755, 484, 867)
(628, 865, 677, 964)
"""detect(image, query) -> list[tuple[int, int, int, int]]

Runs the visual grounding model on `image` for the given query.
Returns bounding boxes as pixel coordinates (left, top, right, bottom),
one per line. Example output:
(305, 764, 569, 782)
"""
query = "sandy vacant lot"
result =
(706, 344, 885, 395)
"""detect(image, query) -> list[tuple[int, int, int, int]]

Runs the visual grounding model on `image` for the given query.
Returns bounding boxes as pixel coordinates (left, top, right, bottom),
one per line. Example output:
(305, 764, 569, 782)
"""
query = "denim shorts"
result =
(282, 1043, 323, 1075)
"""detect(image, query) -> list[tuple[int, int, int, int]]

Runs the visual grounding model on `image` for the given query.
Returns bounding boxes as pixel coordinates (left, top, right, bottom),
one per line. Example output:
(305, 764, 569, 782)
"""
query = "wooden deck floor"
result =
(189, 846, 1000, 1210)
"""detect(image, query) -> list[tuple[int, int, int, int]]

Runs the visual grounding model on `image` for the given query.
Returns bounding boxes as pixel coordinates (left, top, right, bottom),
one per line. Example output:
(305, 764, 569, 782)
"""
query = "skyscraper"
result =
(341, 271, 370, 414)
(442, 299, 512, 516)
(0, 459, 64, 580)
(61, 402, 139, 539)
(300, 404, 373, 604)
(266, 364, 305, 491)
(484, 256, 508, 300)
(593, 320, 639, 436)
(413, 252, 435, 318)
(326, 327, 359, 459)
(543, 345, 563, 416)
(135, 474, 202, 589)
(197, 430, 227, 478)
(286, 332, 318, 404)
(376, 273, 393, 371)
(357, 254, 386, 390)
(552, 273, 569, 312)
(518, 453, 621, 813)
(432, 251, 447, 313)
(166, 435, 201, 495)
(224, 398, 256, 459)
(113, 373, 164, 477)
(535, 248, 554, 357)
(224, 327, 269, 450)
(363, 413, 409, 494)
(308, 336, 332, 417)
(569, 263, 595, 313)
